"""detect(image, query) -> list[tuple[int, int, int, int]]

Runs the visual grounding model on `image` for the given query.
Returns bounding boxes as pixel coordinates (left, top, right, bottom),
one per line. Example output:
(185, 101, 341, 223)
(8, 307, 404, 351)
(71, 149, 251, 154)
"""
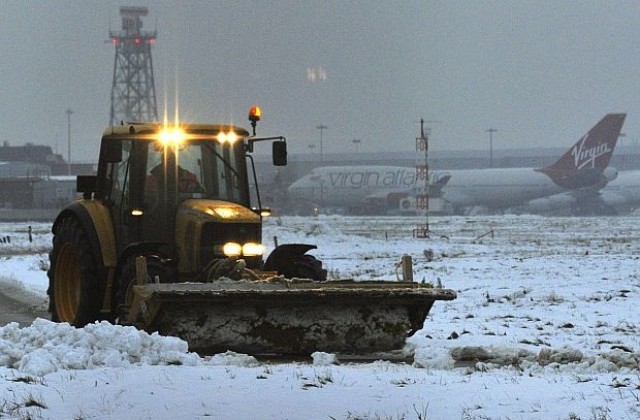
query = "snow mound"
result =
(413, 344, 640, 374)
(311, 351, 339, 366)
(207, 351, 260, 367)
(0, 318, 203, 375)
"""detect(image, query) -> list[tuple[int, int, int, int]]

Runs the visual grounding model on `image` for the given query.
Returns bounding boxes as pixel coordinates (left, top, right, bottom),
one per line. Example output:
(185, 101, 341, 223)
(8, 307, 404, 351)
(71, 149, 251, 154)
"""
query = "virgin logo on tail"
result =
(570, 134, 613, 170)
(537, 113, 626, 189)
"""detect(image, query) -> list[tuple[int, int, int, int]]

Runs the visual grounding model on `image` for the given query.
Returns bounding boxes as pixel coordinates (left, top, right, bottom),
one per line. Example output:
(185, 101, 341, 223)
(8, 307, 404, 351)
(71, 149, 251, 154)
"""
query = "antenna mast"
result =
(109, 6, 158, 125)
(414, 119, 430, 238)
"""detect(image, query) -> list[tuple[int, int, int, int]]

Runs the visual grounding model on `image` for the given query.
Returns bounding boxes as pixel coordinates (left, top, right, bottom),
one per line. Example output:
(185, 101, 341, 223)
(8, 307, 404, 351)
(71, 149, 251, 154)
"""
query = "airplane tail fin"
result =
(537, 113, 626, 189)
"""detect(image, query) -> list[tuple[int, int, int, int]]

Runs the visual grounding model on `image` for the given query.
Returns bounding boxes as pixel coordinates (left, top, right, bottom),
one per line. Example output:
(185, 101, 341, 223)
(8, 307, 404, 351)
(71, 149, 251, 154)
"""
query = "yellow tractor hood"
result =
(177, 199, 261, 223)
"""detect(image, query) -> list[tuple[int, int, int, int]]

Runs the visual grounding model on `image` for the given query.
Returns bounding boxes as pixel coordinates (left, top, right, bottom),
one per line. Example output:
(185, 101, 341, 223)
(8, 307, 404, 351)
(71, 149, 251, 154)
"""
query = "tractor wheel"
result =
(264, 244, 328, 281)
(115, 254, 174, 323)
(290, 254, 327, 281)
(48, 217, 101, 326)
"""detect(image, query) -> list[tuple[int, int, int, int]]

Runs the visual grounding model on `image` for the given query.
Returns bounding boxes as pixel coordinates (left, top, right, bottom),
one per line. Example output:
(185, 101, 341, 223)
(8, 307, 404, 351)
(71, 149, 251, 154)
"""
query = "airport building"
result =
(0, 144, 95, 220)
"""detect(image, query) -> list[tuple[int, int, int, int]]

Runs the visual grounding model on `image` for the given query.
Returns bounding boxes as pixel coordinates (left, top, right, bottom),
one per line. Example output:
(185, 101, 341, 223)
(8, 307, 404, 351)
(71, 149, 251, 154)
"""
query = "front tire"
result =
(48, 217, 101, 326)
(264, 244, 327, 281)
(114, 253, 174, 323)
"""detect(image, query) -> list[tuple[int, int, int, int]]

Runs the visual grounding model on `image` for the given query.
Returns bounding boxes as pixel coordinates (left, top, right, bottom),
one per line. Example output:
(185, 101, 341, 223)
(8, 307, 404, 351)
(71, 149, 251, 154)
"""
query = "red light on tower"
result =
(134, 38, 141, 45)
(148, 38, 156, 45)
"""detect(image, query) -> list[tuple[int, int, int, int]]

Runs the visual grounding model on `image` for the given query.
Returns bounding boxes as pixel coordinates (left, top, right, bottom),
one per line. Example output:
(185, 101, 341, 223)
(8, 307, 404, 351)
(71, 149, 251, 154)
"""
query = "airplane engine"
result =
(398, 197, 417, 214)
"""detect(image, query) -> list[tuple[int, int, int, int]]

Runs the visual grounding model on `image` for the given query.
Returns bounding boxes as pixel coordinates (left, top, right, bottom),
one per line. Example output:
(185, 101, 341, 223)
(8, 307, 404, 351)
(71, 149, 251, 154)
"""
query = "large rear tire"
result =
(47, 217, 101, 326)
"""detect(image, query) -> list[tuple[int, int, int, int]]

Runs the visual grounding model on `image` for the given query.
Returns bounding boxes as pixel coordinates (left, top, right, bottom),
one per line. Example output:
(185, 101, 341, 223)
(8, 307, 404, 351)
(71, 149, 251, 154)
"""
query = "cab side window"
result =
(105, 140, 132, 211)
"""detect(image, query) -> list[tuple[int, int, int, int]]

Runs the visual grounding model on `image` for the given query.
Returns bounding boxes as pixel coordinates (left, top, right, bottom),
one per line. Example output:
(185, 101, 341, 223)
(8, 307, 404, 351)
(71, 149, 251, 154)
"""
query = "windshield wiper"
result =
(204, 142, 241, 179)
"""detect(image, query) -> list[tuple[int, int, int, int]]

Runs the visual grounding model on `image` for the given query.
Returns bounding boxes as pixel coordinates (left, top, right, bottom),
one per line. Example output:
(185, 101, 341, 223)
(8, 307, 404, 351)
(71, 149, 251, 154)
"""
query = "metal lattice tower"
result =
(109, 6, 158, 125)
(414, 119, 430, 238)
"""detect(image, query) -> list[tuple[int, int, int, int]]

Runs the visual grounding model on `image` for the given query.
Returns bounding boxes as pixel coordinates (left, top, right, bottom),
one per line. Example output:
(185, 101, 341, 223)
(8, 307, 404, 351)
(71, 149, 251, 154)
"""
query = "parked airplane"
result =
(287, 113, 626, 214)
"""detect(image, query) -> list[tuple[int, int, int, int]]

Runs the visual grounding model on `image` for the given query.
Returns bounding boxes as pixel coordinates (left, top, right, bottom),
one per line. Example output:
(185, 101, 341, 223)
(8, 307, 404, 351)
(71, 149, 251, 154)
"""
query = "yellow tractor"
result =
(48, 108, 455, 355)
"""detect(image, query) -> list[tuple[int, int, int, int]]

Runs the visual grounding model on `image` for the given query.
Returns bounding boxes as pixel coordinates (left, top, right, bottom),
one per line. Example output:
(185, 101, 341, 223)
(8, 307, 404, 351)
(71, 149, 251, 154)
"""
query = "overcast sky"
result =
(1, 1, 638, 163)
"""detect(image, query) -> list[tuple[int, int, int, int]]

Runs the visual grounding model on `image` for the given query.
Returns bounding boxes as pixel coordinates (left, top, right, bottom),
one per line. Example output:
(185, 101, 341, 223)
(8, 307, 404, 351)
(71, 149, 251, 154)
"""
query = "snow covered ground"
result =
(0, 215, 639, 419)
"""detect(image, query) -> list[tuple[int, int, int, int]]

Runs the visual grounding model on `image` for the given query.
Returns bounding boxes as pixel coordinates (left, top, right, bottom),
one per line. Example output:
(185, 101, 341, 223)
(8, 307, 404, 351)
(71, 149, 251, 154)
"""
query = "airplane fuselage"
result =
(287, 166, 416, 209)
(288, 165, 569, 212)
(437, 168, 564, 209)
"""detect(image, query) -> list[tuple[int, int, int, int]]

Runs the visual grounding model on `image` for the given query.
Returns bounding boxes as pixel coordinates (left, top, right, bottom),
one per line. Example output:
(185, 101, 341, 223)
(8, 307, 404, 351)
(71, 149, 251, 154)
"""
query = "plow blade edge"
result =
(127, 280, 456, 355)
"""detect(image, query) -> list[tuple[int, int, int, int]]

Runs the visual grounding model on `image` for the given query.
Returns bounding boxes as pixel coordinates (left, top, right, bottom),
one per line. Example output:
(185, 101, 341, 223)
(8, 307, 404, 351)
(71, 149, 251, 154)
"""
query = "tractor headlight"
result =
(222, 242, 242, 257)
(242, 242, 265, 257)
(221, 242, 265, 257)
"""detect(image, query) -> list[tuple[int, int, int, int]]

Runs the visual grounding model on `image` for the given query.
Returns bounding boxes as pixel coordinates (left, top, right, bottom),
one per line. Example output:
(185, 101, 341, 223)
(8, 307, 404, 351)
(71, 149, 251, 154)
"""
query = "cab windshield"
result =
(144, 139, 249, 206)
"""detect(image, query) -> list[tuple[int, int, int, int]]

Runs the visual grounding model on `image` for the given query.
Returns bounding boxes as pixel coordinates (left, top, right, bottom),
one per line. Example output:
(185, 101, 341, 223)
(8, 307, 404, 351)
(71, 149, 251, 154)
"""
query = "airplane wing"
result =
(361, 189, 412, 202)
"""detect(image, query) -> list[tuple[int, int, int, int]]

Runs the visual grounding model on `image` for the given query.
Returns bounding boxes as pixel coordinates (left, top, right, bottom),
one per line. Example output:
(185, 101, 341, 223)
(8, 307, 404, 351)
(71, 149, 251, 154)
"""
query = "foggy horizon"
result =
(1, 1, 637, 163)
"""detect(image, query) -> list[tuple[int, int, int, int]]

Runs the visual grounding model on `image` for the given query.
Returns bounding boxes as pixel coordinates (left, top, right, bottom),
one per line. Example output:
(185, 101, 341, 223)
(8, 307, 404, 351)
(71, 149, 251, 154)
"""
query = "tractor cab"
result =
(77, 113, 288, 278)
(94, 124, 254, 245)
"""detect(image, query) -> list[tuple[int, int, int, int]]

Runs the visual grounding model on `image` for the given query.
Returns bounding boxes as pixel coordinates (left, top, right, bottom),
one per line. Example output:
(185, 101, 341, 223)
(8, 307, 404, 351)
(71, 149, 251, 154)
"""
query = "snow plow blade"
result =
(126, 279, 456, 355)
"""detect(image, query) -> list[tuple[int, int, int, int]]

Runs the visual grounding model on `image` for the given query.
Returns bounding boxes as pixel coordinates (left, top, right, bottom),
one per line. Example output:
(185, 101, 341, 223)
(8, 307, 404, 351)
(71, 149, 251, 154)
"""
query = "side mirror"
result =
(273, 141, 287, 166)
(77, 175, 97, 194)
(101, 140, 122, 163)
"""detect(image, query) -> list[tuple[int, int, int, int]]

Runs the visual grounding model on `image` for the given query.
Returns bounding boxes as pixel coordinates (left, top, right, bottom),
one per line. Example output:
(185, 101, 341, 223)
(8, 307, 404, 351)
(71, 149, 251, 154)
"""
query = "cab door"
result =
(100, 138, 136, 249)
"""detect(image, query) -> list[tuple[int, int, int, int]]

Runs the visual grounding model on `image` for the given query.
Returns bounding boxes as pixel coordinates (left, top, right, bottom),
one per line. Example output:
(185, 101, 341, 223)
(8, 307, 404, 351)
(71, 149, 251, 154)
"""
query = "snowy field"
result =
(0, 215, 639, 419)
